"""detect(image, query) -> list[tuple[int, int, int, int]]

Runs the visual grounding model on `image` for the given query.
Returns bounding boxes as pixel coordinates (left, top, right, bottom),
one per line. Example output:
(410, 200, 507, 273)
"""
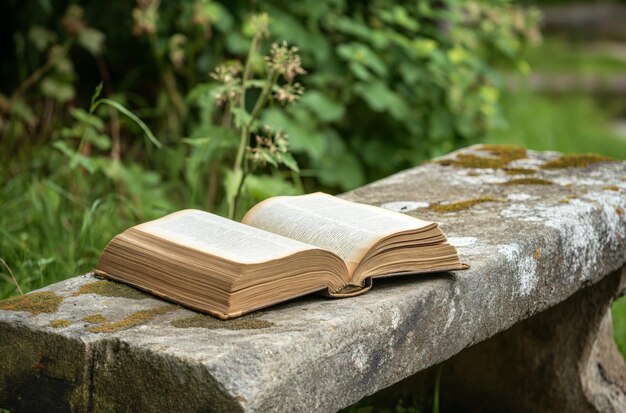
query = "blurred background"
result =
(1, 0, 625, 409)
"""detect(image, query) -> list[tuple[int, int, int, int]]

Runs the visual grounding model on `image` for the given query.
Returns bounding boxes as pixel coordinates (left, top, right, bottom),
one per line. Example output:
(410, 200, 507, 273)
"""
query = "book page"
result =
(242, 193, 433, 271)
(135, 210, 315, 264)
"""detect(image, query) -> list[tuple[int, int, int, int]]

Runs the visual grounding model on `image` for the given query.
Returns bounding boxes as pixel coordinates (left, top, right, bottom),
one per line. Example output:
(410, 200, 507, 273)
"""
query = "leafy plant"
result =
(0, 0, 541, 301)
(208, 13, 304, 218)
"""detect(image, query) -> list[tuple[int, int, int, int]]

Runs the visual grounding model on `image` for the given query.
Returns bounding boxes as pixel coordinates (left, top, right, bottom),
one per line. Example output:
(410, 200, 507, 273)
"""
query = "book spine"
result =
(322, 278, 373, 298)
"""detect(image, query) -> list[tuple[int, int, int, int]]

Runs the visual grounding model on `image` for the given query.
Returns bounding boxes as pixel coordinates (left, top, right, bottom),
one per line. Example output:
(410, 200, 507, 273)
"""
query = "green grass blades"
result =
(486, 90, 626, 160)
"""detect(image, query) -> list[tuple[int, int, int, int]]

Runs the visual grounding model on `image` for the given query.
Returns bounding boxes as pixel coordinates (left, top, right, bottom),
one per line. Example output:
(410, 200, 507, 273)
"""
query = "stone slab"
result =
(1, 145, 626, 412)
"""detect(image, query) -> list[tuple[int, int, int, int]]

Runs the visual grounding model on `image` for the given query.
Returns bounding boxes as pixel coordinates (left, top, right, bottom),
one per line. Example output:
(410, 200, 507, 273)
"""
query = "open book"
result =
(96, 193, 468, 319)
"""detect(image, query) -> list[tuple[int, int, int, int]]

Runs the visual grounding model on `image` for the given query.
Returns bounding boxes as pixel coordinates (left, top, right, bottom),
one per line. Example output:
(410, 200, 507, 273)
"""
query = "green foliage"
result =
(255, 0, 540, 185)
(0, 1, 539, 307)
(613, 296, 626, 356)
(209, 23, 306, 218)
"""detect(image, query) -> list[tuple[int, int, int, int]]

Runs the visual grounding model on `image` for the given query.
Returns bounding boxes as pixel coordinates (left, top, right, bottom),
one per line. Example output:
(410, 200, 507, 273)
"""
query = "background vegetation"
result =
(0, 0, 540, 298)
(2, 0, 626, 410)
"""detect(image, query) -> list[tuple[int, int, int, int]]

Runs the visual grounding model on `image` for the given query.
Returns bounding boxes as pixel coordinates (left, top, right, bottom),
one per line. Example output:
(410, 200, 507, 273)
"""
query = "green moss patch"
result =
(82, 314, 107, 324)
(88, 305, 177, 333)
(73, 280, 150, 300)
(171, 312, 274, 330)
(501, 178, 553, 186)
(480, 144, 528, 160)
(542, 153, 614, 169)
(504, 168, 536, 175)
(429, 197, 500, 212)
(617, 207, 624, 217)
(437, 144, 527, 169)
(49, 319, 71, 328)
(603, 185, 620, 191)
(0, 291, 63, 315)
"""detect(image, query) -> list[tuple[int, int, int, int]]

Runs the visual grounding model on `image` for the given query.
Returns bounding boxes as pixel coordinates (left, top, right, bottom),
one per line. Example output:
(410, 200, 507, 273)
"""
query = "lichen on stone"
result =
(0, 291, 63, 315)
(504, 168, 536, 176)
(437, 144, 527, 169)
(82, 314, 107, 324)
(429, 197, 500, 212)
(602, 185, 620, 191)
(88, 305, 177, 333)
(49, 319, 71, 328)
(501, 178, 553, 186)
(171, 313, 274, 330)
(541, 153, 614, 169)
(73, 280, 149, 300)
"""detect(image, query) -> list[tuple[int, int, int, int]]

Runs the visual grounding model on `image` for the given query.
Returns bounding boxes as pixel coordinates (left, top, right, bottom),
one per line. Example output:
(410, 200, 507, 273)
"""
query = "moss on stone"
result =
(82, 314, 107, 324)
(444, 154, 509, 169)
(429, 197, 500, 212)
(558, 199, 570, 204)
(534, 248, 541, 260)
(171, 312, 275, 330)
(617, 207, 624, 217)
(602, 185, 620, 191)
(504, 168, 536, 176)
(437, 144, 527, 169)
(542, 153, 614, 169)
(49, 319, 71, 328)
(73, 280, 149, 300)
(501, 178, 554, 186)
(480, 144, 528, 160)
(88, 305, 177, 334)
(0, 291, 63, 315)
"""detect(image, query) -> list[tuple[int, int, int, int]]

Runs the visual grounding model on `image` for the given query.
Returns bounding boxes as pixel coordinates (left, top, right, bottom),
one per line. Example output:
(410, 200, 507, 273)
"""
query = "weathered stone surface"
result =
(1, 145, 625, 412)
(348, 265, 626, 412)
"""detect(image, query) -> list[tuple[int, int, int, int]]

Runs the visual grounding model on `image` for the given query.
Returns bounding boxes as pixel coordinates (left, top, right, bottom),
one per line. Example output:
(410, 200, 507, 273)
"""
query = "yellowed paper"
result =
(137, 210, 314, 264)
(242, 193, 432, 271)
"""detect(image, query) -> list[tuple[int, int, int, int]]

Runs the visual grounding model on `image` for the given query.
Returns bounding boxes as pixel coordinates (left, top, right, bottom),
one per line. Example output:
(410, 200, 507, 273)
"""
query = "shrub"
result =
(0, 0, 539, 297)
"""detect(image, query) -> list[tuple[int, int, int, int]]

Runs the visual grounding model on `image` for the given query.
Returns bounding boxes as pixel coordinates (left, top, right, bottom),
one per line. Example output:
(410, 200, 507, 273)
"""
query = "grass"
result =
(0, 159, 173, 300)
(486, 91, 626, 160)
(523, 38, 626, 76)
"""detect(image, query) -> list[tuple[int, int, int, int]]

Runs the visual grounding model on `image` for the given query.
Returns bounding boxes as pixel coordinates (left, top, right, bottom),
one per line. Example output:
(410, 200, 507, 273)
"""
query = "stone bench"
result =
(1, 145, 625, 412)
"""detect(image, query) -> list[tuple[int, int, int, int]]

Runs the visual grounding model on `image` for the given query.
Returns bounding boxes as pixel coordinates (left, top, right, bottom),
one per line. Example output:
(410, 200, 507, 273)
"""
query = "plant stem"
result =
(227, 33, 260, 219)
(228, 69, 278, 219)
(0, 257, 23, 295)
(432, 365, 442, 413)
(231, 33, 261, 173)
